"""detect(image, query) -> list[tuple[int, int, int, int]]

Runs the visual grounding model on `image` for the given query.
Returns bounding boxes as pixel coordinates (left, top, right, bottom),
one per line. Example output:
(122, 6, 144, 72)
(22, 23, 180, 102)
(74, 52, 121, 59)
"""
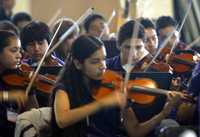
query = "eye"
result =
(135, 45, 142, 50)
(38, 41, 45, 45)
(124, 45, 131, 50)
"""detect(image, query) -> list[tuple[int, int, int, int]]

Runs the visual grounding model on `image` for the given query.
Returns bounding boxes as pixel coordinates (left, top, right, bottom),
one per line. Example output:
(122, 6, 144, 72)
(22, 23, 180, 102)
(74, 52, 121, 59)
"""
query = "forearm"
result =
(56, 101, 102, 128)
(132, 112, 166, 137)
(124, 108, 166, 137)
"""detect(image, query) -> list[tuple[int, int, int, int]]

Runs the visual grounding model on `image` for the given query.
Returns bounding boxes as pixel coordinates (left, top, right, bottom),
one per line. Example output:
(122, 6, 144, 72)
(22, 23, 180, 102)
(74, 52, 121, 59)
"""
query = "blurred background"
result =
(7, 0, 200, 49)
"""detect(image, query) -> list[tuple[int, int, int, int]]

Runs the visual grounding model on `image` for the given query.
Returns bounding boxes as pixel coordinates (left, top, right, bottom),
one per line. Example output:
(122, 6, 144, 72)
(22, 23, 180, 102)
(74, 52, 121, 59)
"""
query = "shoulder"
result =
(106, 56, 121, 69)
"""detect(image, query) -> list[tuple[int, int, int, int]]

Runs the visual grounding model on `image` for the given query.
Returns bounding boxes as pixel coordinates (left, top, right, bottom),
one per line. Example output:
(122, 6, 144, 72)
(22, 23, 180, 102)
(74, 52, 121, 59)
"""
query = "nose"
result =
(16, 51, 22, 60)
(33, 43, 40, 51)
(99, 60, 106, 71)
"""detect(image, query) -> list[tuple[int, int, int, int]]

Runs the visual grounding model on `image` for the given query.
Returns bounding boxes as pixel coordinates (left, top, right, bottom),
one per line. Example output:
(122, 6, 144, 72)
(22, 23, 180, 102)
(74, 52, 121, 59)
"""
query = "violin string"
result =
(25, 18, 64, 97)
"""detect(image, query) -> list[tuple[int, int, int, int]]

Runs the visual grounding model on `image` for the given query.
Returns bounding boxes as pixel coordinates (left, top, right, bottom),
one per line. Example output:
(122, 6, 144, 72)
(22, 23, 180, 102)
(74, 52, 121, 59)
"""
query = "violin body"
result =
(93, 70, 163, 105)
(1, 63, 56, 94)
(132, 54, 172, 73)
(159, 47, 197, 73)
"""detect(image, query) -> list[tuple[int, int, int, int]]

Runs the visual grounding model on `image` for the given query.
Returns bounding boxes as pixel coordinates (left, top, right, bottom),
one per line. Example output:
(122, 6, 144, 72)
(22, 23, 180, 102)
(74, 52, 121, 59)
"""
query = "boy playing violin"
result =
(20, 21, 64, 67)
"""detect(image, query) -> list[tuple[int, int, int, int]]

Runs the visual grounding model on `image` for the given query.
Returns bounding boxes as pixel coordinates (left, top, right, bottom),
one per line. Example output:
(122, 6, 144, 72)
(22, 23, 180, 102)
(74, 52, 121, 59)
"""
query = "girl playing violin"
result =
(50, 35, 181, 137)
(0, 30, 37, 137)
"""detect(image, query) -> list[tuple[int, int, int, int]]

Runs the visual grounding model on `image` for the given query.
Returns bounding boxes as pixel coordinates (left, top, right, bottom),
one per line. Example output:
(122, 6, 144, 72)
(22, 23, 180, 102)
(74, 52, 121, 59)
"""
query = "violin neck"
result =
(130, 86, 167, 96)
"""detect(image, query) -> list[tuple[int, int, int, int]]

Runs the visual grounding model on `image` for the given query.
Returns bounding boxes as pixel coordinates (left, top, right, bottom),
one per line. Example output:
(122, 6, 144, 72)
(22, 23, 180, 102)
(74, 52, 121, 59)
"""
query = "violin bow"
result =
(47, 9, 62, 27)
(170, 0, 193, 54)
(25, 8, 94, 96)
(99, 10, 116, 39)
(123, 0, 151, 99)
(25, 18, 64, 96)
(47, 8, 94, 57)
(185, 36, 200, 50)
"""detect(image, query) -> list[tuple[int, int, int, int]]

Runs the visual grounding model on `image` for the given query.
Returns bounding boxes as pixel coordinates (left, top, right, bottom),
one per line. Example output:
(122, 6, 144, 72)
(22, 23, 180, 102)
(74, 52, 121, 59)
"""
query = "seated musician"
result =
(52, 18, 79, 62)
(106, 20, 170, 73)
(0, 30, 37, 137)
(50, 35, 181, 137)
(20, 21, 64, 107)
(20, 21, 64, 67)
(140, 18, 158, 56)
(84, 13, 112, 40)
(156, 16, 186, 52)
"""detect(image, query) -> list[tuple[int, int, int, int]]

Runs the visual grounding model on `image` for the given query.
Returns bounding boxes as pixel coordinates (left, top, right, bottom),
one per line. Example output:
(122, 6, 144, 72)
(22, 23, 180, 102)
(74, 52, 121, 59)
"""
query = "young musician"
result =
(140, 18, 158, 56)
(20, 21, 64, 67)
(0, 30, 33, 137)
(52, 18, 79, 62)
(83, 13, 106, 38)
(156, 16, 186, 51)
(106, 20, 171, 73)
(50, 35, 181, 137)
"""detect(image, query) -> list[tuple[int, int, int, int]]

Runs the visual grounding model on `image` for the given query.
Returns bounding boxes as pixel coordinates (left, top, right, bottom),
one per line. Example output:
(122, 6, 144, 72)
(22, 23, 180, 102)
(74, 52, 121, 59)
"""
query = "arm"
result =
(0, 90, 27, 108)
(54, 89, 126, 128)
(123, 92, 181, 137)
(54, 90, 102, 128)
(123, 107, 166, 137)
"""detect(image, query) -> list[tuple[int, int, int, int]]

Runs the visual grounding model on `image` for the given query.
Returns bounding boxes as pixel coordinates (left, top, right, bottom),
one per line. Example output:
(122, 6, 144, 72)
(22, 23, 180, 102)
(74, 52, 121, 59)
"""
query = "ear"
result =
(73, 59, 82, 70)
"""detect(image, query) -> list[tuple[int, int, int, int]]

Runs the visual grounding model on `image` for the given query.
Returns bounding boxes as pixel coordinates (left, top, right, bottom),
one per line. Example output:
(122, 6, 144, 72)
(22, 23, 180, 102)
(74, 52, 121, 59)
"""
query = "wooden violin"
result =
(92, 70, 194, 105)
(1, 63, 56, 94)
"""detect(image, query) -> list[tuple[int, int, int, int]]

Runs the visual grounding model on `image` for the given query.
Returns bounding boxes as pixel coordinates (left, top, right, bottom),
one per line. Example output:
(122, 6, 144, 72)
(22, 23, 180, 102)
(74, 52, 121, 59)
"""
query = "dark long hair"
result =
(50, 35, 104, 137)
(0, 30, 18, 53)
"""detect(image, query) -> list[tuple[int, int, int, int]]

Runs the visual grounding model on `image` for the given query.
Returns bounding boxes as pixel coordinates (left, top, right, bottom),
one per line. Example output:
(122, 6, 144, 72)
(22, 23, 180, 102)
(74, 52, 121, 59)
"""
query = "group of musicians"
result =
(0, 1, 199, 137)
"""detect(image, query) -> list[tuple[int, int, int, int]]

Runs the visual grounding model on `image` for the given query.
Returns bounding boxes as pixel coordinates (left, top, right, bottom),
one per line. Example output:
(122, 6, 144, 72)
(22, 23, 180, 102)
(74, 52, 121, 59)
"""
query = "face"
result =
(120, 38, 147, 65)
(80, 47, 106, 80)
(0, 37, 22, 69)
(144, 28, 158, 54)
(159, 26, 179, 47)
(25, 39, 48, 62)
(88, 18, 105, 38)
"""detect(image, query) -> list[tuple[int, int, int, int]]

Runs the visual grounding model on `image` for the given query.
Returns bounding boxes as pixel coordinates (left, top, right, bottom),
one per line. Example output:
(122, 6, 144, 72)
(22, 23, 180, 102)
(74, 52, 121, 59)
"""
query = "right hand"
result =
(8, 90, 27, 109)
(97, 89, 127, 109)
(162, 91, 181, 117)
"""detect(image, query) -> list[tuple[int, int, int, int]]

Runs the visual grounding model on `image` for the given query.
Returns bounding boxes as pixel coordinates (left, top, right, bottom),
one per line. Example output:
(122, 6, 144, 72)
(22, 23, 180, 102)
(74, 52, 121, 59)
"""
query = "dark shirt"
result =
(188, 62, 200, 97)
(51, 84, 126, 137)
(0, 72, 17, 137)
(106, 55, 124, 73)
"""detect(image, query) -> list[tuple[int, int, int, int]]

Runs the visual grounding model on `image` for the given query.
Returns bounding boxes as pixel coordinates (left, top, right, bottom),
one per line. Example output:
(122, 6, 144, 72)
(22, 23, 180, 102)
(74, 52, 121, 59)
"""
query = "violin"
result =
(132, 54, 172, 73)
(93, 70, 194, 105)
(166, 52, 197, 73)
(1, 63, 56, 94)
(159, 47, 197, 73)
